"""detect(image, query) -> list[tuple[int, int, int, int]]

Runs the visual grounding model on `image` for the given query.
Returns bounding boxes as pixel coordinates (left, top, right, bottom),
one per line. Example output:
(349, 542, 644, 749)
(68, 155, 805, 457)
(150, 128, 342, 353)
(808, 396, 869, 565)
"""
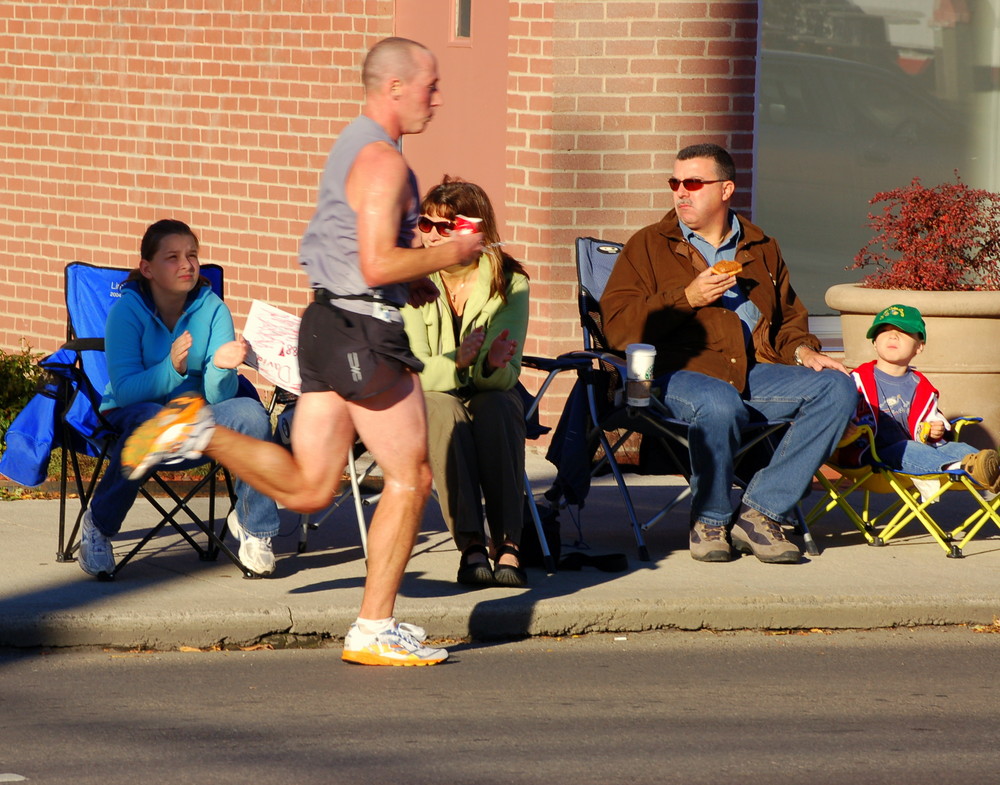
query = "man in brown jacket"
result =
(601, 143, 856, 564)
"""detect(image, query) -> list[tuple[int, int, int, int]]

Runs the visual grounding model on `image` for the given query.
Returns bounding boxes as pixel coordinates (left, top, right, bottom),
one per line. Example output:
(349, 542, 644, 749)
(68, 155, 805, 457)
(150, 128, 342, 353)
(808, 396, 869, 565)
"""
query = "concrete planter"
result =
(826, 283, 1000, 449)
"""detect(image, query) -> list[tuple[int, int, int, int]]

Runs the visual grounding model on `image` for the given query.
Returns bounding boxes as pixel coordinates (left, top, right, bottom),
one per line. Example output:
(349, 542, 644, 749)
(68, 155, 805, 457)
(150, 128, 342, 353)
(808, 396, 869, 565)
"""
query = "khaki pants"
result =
(424, 388, 526, 552)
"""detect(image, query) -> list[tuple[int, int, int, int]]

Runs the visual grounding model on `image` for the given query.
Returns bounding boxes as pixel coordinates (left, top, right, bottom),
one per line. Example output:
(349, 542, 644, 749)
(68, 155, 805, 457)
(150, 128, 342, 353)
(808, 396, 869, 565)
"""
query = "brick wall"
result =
(0, 0, 393, 361)
(1, 0, 759, 424)
(511, 0, 759, 410)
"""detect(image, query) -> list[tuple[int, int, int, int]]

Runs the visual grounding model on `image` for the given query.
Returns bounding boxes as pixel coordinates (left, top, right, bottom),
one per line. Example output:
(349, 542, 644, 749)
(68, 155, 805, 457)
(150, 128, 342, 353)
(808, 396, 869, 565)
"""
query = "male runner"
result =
(122, 37, 483, 665)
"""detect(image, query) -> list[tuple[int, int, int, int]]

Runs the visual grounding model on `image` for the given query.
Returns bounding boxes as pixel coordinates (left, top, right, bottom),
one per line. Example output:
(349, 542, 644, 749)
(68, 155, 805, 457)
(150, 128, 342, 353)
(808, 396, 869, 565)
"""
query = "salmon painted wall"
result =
(395, 0, 511, 232)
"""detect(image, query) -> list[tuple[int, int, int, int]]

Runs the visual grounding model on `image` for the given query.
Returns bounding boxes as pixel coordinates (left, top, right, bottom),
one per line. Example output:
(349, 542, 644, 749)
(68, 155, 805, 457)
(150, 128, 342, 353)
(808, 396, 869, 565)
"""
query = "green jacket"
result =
(402, 257, 529, 394)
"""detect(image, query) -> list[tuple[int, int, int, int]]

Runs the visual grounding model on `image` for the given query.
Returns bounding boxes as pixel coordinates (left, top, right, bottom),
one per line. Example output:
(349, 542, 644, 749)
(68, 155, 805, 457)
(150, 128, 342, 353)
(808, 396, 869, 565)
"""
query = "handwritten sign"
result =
(242, 300, 301, 395)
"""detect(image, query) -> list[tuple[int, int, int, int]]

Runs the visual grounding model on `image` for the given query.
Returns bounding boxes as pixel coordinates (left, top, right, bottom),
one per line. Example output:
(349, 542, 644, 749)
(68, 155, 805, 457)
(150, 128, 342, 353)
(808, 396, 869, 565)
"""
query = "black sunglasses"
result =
(417, 216, 456, 236)
(667, 178, 725, 192)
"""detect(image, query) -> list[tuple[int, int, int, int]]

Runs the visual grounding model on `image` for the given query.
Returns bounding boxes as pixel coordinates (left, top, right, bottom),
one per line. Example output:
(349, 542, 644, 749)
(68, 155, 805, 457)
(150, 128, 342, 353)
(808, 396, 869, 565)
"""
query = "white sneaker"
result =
(78, 509, 115, 576)
(341, 619, 447, 666)
(227, 510, 275, 577)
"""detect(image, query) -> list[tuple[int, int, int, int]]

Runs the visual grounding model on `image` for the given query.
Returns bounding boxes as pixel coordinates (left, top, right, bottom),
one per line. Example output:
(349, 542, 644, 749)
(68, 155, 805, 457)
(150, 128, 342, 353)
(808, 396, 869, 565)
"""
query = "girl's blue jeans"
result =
(659, 364, 858, 526)
(89, 397, 280, 539)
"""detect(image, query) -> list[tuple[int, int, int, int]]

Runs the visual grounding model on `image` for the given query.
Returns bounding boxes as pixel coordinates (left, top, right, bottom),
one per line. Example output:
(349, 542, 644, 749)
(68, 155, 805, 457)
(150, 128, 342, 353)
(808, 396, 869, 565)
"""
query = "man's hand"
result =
(456, 326, 486, 369)
(171, 331, 193, 375)
(685, 267, 734, 308)
(213, 337, 248, 370)
(796, 345, 849, 374)
(408, 277, 440, 307)
(485, 328, 517, 372)
(452, 232, 484, 264)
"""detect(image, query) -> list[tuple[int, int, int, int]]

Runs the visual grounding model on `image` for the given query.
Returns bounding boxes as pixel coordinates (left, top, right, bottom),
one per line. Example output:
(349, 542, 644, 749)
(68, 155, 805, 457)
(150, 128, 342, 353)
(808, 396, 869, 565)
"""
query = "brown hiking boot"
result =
(730, 506, 800, 564)
(960, 449, 1000, 491)
(689, 522, 731, 562)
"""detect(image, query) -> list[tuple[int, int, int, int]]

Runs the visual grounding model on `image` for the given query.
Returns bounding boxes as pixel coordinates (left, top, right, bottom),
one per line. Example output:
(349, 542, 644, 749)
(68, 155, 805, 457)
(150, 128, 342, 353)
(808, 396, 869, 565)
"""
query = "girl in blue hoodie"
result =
(78, 220, 279, 578)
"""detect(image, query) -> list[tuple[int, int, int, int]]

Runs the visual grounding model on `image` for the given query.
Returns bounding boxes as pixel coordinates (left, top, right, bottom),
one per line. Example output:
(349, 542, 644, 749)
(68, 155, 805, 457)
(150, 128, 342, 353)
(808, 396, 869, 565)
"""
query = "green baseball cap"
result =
(866, 304, 926, 341)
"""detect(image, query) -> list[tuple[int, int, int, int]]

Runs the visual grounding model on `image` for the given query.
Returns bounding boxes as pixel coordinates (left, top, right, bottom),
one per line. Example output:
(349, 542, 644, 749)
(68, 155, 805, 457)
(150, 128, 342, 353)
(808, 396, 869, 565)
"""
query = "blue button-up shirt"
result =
(678, 211, 760, 346)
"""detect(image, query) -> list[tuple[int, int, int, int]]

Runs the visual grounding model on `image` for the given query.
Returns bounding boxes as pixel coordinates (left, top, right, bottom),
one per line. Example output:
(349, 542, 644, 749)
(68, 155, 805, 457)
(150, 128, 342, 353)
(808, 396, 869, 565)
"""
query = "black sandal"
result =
(493, 544, 527, 587)
(457, 543, 495, 587)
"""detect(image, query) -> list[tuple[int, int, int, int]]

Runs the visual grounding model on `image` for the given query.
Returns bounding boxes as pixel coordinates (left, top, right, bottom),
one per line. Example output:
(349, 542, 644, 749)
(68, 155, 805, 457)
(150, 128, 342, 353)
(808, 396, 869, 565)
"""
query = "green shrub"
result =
(0, 342, 45, 451)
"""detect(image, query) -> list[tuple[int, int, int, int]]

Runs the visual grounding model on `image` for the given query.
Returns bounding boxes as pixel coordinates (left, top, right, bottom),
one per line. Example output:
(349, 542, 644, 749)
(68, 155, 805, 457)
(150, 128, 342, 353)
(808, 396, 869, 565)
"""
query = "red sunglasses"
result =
(667, 178, 724, 192)
(417, 216, 456, 236)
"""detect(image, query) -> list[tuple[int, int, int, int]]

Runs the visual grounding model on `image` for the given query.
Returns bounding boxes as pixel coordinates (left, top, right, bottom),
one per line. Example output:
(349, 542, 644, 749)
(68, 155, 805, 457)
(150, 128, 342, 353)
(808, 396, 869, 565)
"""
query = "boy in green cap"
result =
(839, 304, 1000, 490)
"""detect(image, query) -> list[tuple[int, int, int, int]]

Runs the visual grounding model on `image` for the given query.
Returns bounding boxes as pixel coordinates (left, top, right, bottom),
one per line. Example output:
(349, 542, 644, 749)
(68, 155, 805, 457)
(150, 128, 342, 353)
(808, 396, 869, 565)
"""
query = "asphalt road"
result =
(2, 627, 998, 784)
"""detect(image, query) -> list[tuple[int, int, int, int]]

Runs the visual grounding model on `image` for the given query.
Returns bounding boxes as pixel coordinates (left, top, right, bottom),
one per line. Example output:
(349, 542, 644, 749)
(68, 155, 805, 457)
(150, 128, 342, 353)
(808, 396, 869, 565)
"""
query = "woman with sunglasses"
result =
(402, 177, 530, 587)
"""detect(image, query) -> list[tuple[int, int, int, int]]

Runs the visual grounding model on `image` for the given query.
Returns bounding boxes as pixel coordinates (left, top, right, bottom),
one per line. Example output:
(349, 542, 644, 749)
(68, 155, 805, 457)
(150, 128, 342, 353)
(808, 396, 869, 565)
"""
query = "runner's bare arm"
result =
(349, 142, 481, 286)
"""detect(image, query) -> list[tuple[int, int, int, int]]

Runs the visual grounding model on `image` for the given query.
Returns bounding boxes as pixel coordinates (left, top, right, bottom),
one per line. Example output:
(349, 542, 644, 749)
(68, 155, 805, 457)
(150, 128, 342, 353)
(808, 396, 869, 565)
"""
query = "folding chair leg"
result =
(597, 431, 651, 561)
(56, 444, 73, 562)
(298, 512, 317, 553)
(106, 471, 255, 580)
(524, 470, 556, 573)
(790, 505, 820, 556)
(951, 491, 1000, 551)
(805, 471, 878, 543)
(347, 446, 368, 562)
(875, 477, 957, 556)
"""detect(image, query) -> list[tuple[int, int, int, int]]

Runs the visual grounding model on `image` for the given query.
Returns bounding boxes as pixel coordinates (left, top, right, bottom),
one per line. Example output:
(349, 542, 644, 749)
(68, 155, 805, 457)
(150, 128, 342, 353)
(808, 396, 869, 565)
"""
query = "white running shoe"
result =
(121, 393, 216, 481)
(341, 620, 447, 666)
(227, 510, 275, 577)
(78, 509, 115, 576)
(396, 622, 428, 642)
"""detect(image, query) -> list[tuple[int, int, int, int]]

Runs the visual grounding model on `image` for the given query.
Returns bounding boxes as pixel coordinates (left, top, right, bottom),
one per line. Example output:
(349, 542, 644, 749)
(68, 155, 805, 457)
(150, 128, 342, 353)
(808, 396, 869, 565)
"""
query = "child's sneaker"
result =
(78, 509, 115, 577)
(960, 449, 1000, 491)
(227, 510, 275, 577)
(121, 393, 215, 480)
(341, 620, 447, 666)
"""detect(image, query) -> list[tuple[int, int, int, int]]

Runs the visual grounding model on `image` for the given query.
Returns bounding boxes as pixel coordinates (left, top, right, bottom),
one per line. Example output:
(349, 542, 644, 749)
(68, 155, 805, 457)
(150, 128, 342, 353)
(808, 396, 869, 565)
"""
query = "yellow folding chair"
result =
(806, 420, 1000, 558)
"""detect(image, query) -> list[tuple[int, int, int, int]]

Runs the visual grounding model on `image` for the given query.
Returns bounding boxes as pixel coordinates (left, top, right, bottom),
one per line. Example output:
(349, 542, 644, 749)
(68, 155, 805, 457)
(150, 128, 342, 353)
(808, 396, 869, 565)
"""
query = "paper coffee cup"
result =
(626, 343, 656, 406)
(626, 343, 656, 381)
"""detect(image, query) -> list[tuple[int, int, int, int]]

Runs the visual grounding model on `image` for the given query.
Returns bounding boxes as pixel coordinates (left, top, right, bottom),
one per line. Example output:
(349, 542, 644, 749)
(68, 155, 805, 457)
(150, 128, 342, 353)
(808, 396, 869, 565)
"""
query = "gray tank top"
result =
(299, 115, 417, 322)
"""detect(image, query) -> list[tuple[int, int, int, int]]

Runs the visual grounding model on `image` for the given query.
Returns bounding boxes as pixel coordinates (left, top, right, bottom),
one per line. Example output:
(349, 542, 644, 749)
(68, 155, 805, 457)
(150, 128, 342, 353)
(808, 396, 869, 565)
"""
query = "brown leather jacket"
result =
(600, 210, 820, 392)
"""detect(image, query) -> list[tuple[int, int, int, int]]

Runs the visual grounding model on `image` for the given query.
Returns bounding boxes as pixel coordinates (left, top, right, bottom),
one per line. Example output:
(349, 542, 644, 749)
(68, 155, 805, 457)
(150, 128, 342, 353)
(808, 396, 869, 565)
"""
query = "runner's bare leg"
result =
(206, 371, 430, 620)
(347, 370, 431, 620)
(206, 392, 354, 513)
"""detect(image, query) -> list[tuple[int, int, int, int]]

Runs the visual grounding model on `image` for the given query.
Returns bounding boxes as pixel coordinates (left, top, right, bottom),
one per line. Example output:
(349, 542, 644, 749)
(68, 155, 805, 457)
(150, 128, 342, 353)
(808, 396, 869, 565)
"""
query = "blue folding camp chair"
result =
(1, 262, 255, 578)
(538, 237, 819, 561)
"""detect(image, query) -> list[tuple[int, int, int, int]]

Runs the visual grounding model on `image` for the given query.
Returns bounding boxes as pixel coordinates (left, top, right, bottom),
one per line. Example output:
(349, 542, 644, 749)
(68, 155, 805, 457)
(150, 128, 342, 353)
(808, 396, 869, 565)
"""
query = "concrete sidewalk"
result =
(2, 451, 999, 650)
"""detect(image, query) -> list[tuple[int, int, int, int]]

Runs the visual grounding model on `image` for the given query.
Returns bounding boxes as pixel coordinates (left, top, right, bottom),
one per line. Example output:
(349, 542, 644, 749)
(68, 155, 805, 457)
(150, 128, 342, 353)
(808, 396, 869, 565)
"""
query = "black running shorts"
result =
(298, 300, 423, 401)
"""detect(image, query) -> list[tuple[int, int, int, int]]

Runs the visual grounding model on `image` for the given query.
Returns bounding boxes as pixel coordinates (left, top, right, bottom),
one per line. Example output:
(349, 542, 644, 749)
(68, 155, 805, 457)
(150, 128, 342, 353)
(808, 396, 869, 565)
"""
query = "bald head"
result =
(362, 37, 431, 93)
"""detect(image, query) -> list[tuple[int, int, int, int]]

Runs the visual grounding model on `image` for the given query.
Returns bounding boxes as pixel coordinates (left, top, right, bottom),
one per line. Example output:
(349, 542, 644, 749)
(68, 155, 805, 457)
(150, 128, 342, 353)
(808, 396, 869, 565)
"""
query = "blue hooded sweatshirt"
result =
(101, 279, 238, 411)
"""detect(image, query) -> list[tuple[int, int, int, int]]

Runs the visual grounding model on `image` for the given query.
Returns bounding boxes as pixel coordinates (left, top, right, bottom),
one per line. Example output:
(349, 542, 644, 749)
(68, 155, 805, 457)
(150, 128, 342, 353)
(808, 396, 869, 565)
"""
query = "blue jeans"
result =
(659, 364, 858, 526)
(89, 397, 280, 538)
(877, 439, 975, 475)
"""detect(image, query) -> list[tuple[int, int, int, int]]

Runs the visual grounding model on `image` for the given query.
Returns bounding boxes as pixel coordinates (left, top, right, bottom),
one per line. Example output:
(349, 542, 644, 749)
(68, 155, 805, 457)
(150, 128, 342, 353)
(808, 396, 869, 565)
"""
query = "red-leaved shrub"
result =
(851, 174, 1000, 291)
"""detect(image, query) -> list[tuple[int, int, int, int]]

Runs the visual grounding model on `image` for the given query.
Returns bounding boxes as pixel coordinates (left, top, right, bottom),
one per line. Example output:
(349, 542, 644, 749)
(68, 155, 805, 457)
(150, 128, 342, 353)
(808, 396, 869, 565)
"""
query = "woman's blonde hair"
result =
(420, 176, 527, 302)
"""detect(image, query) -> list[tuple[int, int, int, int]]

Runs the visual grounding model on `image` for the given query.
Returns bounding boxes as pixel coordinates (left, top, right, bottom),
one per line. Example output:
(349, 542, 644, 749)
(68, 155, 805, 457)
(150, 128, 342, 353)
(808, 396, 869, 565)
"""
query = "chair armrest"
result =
(949, 416, 982, 440)
(521, 354, 592, 374)
(62, 337, 105, 353)
(520, 354, 596, 422)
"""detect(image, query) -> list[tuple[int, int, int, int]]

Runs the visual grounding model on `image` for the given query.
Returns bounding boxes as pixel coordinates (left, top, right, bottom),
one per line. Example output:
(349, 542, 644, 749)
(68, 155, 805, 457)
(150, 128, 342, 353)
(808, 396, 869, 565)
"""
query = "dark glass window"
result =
(456, 0, 472, 39)
(757, 1, 984, 315)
